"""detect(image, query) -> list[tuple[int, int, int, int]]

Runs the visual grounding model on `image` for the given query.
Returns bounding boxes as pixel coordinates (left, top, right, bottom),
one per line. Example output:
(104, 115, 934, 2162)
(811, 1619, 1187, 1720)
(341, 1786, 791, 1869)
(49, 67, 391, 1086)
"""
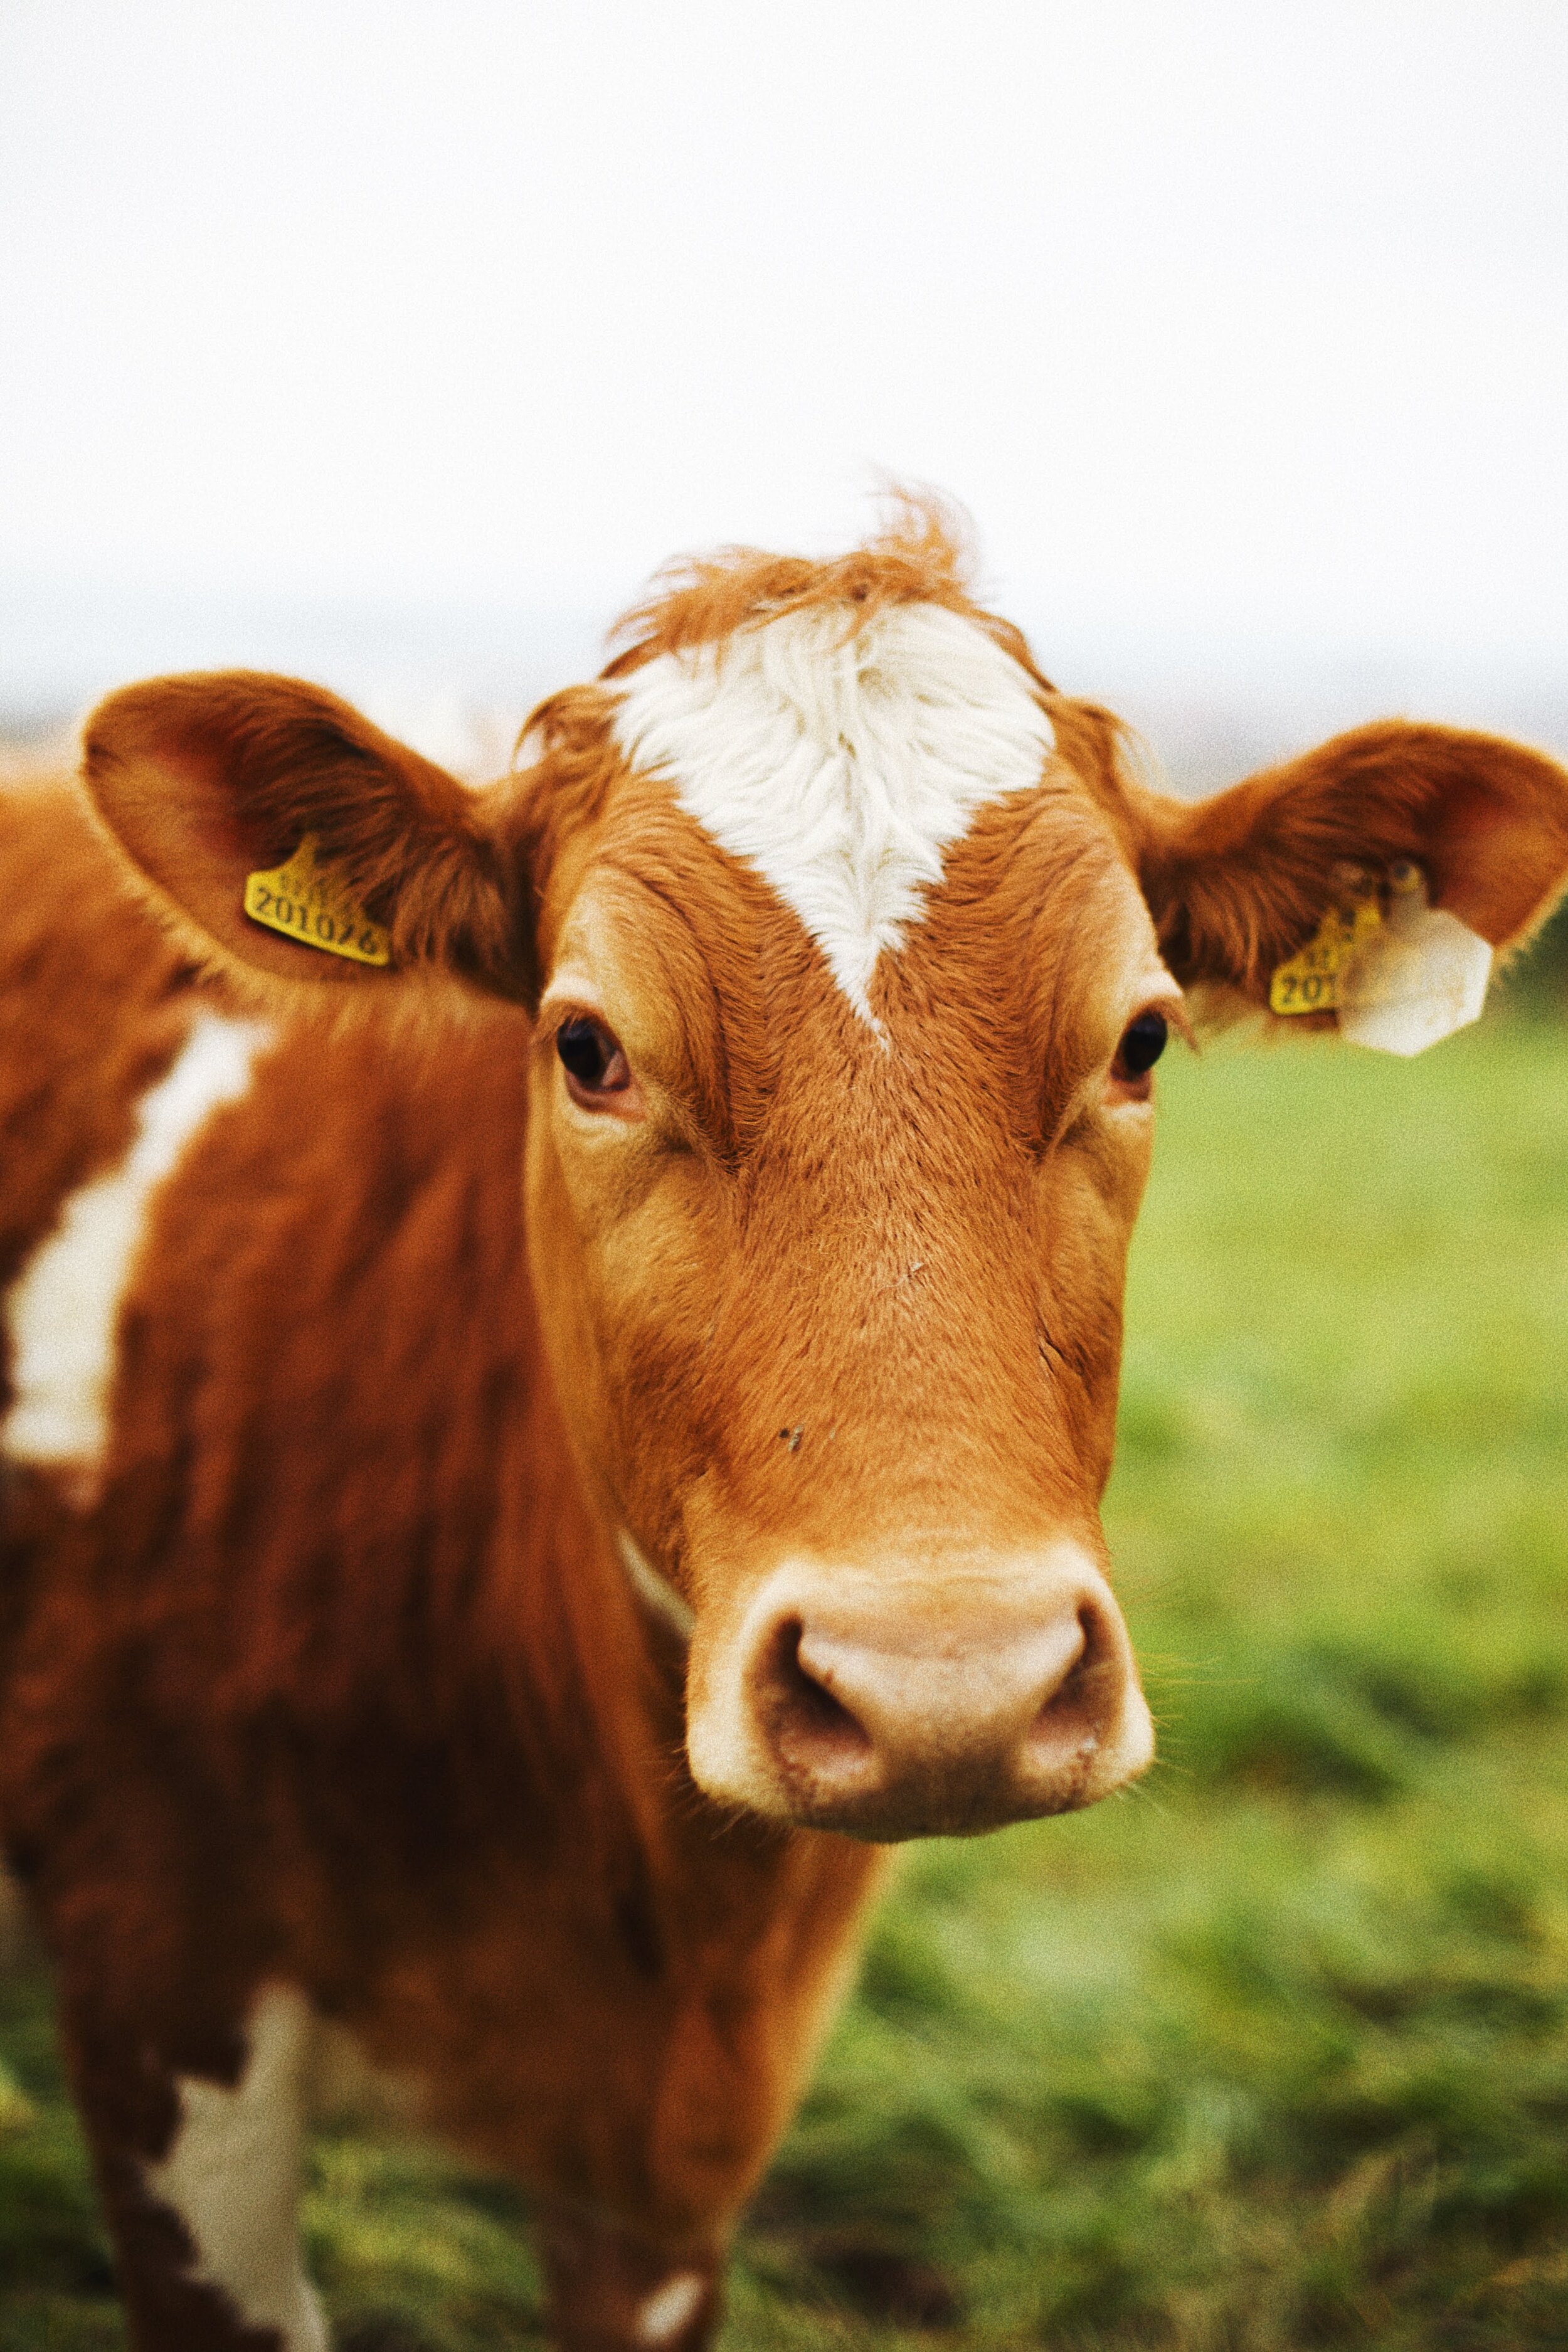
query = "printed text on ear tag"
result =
(243, 838, 391, 967)
(1268, 890, 1383, 1015)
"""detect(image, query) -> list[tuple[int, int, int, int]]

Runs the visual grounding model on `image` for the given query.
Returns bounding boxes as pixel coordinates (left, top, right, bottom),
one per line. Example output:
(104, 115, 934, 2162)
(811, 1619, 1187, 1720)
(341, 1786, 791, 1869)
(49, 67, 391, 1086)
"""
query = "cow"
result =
(3, 503, 1566, 2352)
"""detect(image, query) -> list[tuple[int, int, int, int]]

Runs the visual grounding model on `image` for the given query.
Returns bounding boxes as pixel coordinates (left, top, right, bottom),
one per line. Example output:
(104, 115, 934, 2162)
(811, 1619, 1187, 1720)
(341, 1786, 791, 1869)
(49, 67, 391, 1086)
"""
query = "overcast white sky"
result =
(2, 1, 1565, 735)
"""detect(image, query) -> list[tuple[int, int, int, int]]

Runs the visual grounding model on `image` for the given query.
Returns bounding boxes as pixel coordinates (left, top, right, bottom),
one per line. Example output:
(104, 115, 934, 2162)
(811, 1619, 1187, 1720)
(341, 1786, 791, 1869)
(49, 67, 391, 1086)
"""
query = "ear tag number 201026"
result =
(1268, 889, 1383, 1016)
(243, 837, 390, 967)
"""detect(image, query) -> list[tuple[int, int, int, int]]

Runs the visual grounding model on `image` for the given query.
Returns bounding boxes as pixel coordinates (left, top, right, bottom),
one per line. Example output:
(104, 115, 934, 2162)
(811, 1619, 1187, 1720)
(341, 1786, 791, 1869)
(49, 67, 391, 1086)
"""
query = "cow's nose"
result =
(741, 1566, 1152, 1839)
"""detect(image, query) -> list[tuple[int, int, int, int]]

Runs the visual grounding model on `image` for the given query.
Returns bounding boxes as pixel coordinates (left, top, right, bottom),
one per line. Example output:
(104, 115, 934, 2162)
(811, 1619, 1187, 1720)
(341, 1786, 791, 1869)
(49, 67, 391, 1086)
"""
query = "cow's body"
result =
(3, 509, 1567, 2350)
(0, 780, 878, 2348)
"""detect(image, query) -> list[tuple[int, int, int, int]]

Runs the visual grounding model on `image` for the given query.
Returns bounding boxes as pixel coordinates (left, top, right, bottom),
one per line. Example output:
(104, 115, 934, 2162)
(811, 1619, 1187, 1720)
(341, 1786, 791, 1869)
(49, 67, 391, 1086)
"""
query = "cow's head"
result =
(83, 512, 1568, 1841)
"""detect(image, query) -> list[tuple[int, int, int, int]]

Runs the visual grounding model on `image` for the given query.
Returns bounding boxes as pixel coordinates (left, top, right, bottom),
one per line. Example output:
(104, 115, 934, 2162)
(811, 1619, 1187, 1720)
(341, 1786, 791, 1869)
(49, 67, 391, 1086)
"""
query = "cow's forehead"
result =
(607, 601, 1057, 1034)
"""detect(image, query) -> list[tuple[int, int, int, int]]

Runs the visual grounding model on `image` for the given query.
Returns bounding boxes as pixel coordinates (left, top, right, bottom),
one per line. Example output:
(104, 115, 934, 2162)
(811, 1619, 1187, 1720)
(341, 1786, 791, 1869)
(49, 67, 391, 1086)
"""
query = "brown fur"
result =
(4, 508, 1568, 2349)
(0, 783, 196, 1308)
(1137, 720, 1568, 1002)
(80, 675, 529, 1007)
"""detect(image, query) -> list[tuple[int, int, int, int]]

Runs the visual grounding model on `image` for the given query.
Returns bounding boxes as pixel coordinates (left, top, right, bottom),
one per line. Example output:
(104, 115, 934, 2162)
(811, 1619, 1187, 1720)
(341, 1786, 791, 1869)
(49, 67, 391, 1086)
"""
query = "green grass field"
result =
(4, 1005, 1567, 2349)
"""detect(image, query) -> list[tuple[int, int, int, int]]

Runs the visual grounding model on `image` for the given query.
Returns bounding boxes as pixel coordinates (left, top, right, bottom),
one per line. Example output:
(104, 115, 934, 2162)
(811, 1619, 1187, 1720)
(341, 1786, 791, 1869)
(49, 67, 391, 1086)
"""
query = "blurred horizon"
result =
(5, 569, 1566, 802)
(4, 0, 1566, 796)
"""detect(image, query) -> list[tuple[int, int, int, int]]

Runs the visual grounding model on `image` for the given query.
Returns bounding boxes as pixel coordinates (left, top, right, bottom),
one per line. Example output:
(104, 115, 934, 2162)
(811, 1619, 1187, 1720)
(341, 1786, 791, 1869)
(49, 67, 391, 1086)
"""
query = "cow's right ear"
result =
(82, 671, 531, 1001)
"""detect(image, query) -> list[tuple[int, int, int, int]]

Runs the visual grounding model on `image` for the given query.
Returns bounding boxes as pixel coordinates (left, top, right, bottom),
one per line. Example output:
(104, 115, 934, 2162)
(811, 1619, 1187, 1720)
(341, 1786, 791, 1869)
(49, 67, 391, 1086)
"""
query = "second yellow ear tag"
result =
(1269, 890, 1382, 1015)
(243, 837, 391, 967)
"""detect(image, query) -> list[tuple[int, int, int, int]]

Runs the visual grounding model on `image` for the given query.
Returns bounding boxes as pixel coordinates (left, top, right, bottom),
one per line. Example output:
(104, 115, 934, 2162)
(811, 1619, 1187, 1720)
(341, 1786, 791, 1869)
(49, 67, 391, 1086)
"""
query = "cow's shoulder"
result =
(0, 775, 201, 1295)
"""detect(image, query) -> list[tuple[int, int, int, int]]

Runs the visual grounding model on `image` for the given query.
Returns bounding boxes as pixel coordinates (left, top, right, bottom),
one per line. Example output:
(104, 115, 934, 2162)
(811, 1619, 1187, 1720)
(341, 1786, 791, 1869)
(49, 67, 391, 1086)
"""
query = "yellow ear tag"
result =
(1269, 886, 1382, 1015)
(243, 837, 390, 967)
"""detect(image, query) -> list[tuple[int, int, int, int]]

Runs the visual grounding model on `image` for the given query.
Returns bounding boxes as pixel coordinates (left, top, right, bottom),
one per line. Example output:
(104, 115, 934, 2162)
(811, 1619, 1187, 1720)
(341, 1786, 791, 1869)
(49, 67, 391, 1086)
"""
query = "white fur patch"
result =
(2, 1012, 270, 1498)
(143, 1984, 329, 2351)
(637, 2270, 707, 2345)
(610, 602, 1054, 1032)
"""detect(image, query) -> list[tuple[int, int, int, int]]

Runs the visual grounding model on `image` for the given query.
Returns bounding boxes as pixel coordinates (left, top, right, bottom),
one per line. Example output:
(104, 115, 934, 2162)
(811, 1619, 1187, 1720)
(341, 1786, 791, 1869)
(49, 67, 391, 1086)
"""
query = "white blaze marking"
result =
(2, 1012, 269, 1498)
(610, 601, 1054, 1032)
(637, 2270, 707, 2345)
(143, 1984, 329, 2351)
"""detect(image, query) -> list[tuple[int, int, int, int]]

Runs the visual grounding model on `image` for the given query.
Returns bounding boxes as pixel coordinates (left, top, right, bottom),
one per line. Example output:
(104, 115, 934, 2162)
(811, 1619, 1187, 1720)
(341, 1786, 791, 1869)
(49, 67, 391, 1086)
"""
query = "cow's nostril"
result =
(1026, 1602, 1111, 1763)
(759, 1618, 875, 1776)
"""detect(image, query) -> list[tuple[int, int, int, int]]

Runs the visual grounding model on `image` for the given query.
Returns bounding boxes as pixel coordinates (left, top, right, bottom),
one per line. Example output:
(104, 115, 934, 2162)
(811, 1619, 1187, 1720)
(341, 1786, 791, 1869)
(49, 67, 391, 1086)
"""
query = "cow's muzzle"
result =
(685, 1545, 1154, 1840)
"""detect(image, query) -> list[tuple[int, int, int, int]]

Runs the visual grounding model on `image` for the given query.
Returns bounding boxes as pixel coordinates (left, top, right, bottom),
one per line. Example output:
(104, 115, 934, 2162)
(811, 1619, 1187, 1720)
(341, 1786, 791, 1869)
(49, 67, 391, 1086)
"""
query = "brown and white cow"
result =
(3, 508, 1567, 2351)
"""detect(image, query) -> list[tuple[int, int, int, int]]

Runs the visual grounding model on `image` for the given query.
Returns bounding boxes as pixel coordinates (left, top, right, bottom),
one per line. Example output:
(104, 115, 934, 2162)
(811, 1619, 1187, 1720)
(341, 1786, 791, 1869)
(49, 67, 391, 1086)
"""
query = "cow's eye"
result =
(556, 1015, 631, 1099)
(1111, 1010, 1168, 1083)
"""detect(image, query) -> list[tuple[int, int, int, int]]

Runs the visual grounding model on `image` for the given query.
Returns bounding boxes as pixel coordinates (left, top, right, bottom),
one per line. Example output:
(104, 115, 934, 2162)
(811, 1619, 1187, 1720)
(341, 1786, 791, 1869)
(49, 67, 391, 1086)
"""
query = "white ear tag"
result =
(1338, 862, 1492, 1056)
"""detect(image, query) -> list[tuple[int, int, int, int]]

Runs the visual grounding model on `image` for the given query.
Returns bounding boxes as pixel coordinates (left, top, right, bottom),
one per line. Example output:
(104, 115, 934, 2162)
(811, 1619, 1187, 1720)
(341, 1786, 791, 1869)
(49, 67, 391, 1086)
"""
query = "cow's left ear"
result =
(82, 670, 531, 1001)
(1136, 721, 1568, 1035)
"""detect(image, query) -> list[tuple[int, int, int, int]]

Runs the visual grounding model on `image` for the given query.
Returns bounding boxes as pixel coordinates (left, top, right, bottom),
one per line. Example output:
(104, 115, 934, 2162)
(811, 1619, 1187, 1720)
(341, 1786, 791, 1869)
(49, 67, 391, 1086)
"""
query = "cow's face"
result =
(521, 608, 1174, 1836)
(80, 538, 1568, 1841)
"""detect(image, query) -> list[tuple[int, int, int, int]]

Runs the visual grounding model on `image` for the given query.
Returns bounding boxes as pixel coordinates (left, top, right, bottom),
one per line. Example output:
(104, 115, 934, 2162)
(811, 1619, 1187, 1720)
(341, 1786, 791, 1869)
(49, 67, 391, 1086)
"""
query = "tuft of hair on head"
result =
(601, 482, 1054, 692)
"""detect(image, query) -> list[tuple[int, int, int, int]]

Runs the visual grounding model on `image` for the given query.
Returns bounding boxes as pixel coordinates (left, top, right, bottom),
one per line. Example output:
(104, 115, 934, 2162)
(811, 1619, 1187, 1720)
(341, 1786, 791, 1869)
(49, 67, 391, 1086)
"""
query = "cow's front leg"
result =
(61, 1979, 327, 2352)
(538, 2201, 722, 2352)
(502, 1830, 886, 2351)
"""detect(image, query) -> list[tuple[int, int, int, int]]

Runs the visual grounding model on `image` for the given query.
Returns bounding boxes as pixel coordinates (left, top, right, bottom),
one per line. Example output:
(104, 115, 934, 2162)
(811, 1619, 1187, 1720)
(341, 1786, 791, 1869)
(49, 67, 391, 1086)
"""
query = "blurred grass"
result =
(4, 1005, 1567, 2348)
